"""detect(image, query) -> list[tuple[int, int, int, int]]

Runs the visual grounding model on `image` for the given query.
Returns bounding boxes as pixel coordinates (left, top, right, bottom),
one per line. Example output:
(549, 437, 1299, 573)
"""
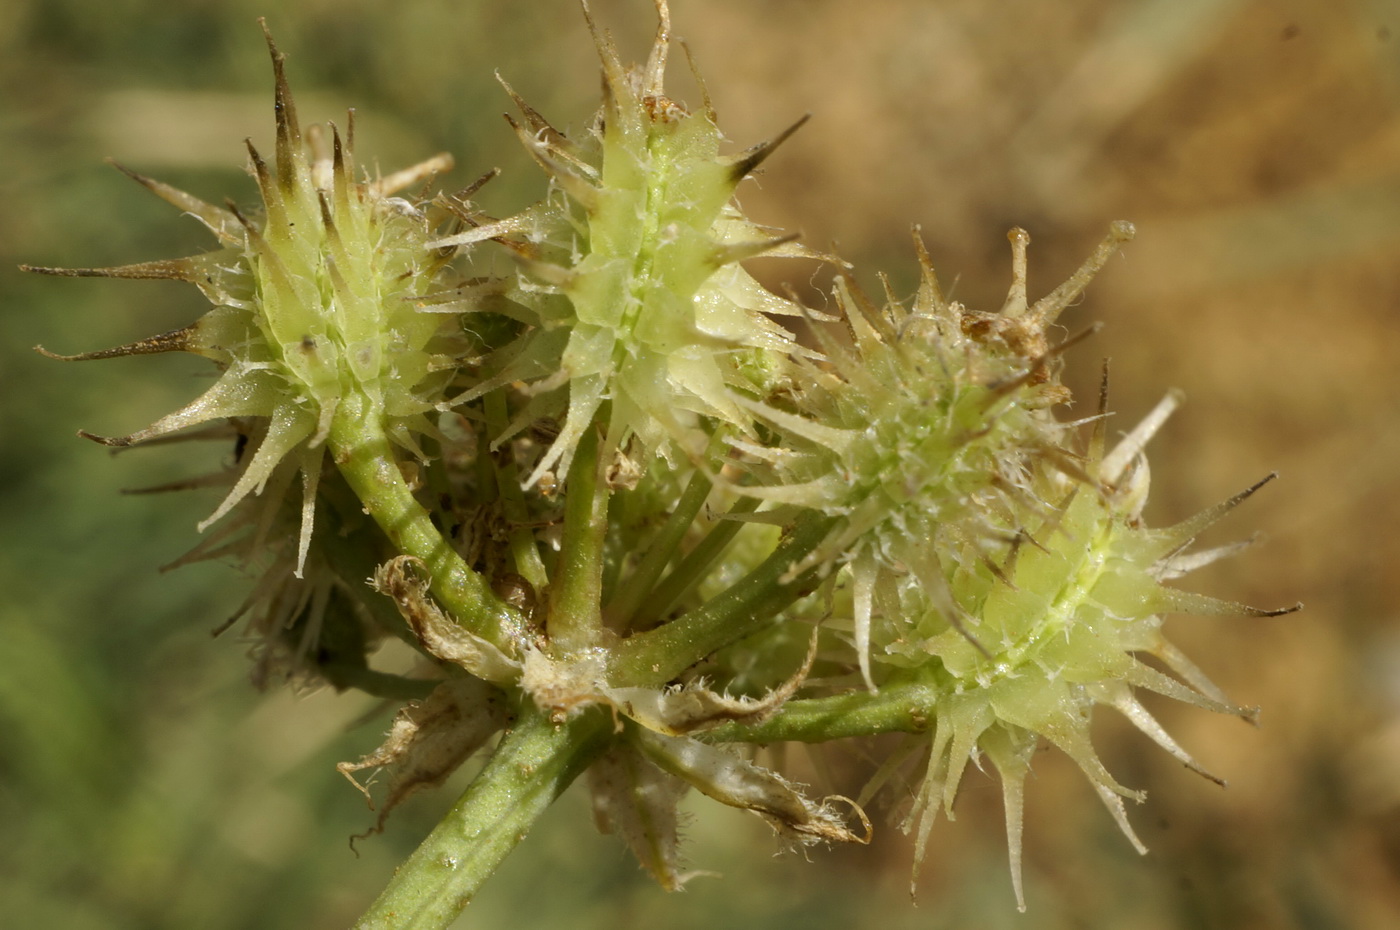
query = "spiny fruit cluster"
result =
(29, 0, 1293, 914)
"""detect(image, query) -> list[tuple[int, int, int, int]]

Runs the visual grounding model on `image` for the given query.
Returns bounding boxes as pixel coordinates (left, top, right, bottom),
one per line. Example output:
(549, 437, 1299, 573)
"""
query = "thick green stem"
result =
(629, 495, 761, 630)
(353, 704, 613, 930)
(547, 427, 609, 651)
(612, 513, 836, 686)
(604, 466, 714, 630)
(703, 678, 941, 743)
(328, 396, 524, 653)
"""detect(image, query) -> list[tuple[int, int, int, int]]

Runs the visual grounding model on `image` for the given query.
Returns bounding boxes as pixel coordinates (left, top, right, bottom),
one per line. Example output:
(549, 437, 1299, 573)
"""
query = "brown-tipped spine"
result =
(1147, 472, 1280, 561)
(245, 139, 287, 229)
(329, 122, 356, 222)
(20, 259, 201, 282)
(709, 231, 802, 269)
(727, 114, 810, 185)
(259, 18, 302, 194)
(36, 323, 198, 361)
(107, 159, 240, 243)
(496, 73, 576, 157)
(505, 113, 599, 212)
(78, 429, 133, 447)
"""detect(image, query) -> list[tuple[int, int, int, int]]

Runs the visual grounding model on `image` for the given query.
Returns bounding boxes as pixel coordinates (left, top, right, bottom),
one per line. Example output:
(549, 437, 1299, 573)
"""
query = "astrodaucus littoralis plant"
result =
(26, 2, 1299, 925)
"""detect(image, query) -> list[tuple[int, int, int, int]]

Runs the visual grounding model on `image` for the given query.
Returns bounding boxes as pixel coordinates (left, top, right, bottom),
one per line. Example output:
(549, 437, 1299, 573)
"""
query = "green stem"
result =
(604, 466, 713, 630)
(328, 395, 523, 653)
(353, 704, 613, 930)
(629, 495, 761, 630)
(546, 426, 609, 650)
(612, 512, 836, 686)
(703, 678, 940, 743)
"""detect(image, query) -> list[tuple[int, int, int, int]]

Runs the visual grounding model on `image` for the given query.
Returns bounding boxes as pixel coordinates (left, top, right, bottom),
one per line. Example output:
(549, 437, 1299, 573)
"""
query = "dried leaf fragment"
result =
(607, 630, 817, 735)
(337, 676, 511, 835)
(375, 556, 521, 683)
(588, 742, 694, 890)
(637, 729, 869, 847)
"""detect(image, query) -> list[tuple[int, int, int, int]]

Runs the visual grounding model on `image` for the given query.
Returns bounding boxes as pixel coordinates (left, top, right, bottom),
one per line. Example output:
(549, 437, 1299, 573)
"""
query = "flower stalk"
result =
(352, 704, 613, 930)
(328, 394, 525, 657)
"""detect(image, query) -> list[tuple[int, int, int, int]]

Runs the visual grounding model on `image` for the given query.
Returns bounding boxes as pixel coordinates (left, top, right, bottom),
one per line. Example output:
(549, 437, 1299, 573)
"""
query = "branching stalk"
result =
(604, 465, 714, 631)
(612, 512, 836, 686)
(546, 426, 610, 650)
(328, 396, 524, 652)
(704, 679, 942, 743)
(629, 495, 762, 630)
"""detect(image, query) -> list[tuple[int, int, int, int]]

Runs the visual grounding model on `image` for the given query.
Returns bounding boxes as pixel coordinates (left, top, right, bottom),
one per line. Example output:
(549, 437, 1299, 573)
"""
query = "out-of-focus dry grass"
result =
(3, 1, 1398, 927)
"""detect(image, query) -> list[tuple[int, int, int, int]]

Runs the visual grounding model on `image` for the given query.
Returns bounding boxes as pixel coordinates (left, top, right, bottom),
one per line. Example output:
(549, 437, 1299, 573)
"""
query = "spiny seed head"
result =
(733, 225, 1132, 689)
(30, 25, 474, 576)
(874, 391, 1296, 910)
(435, 0, 822, 490)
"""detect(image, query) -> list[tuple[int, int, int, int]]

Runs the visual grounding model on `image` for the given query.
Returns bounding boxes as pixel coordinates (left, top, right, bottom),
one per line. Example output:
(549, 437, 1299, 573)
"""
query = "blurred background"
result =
(3, 0, 1398, 927)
